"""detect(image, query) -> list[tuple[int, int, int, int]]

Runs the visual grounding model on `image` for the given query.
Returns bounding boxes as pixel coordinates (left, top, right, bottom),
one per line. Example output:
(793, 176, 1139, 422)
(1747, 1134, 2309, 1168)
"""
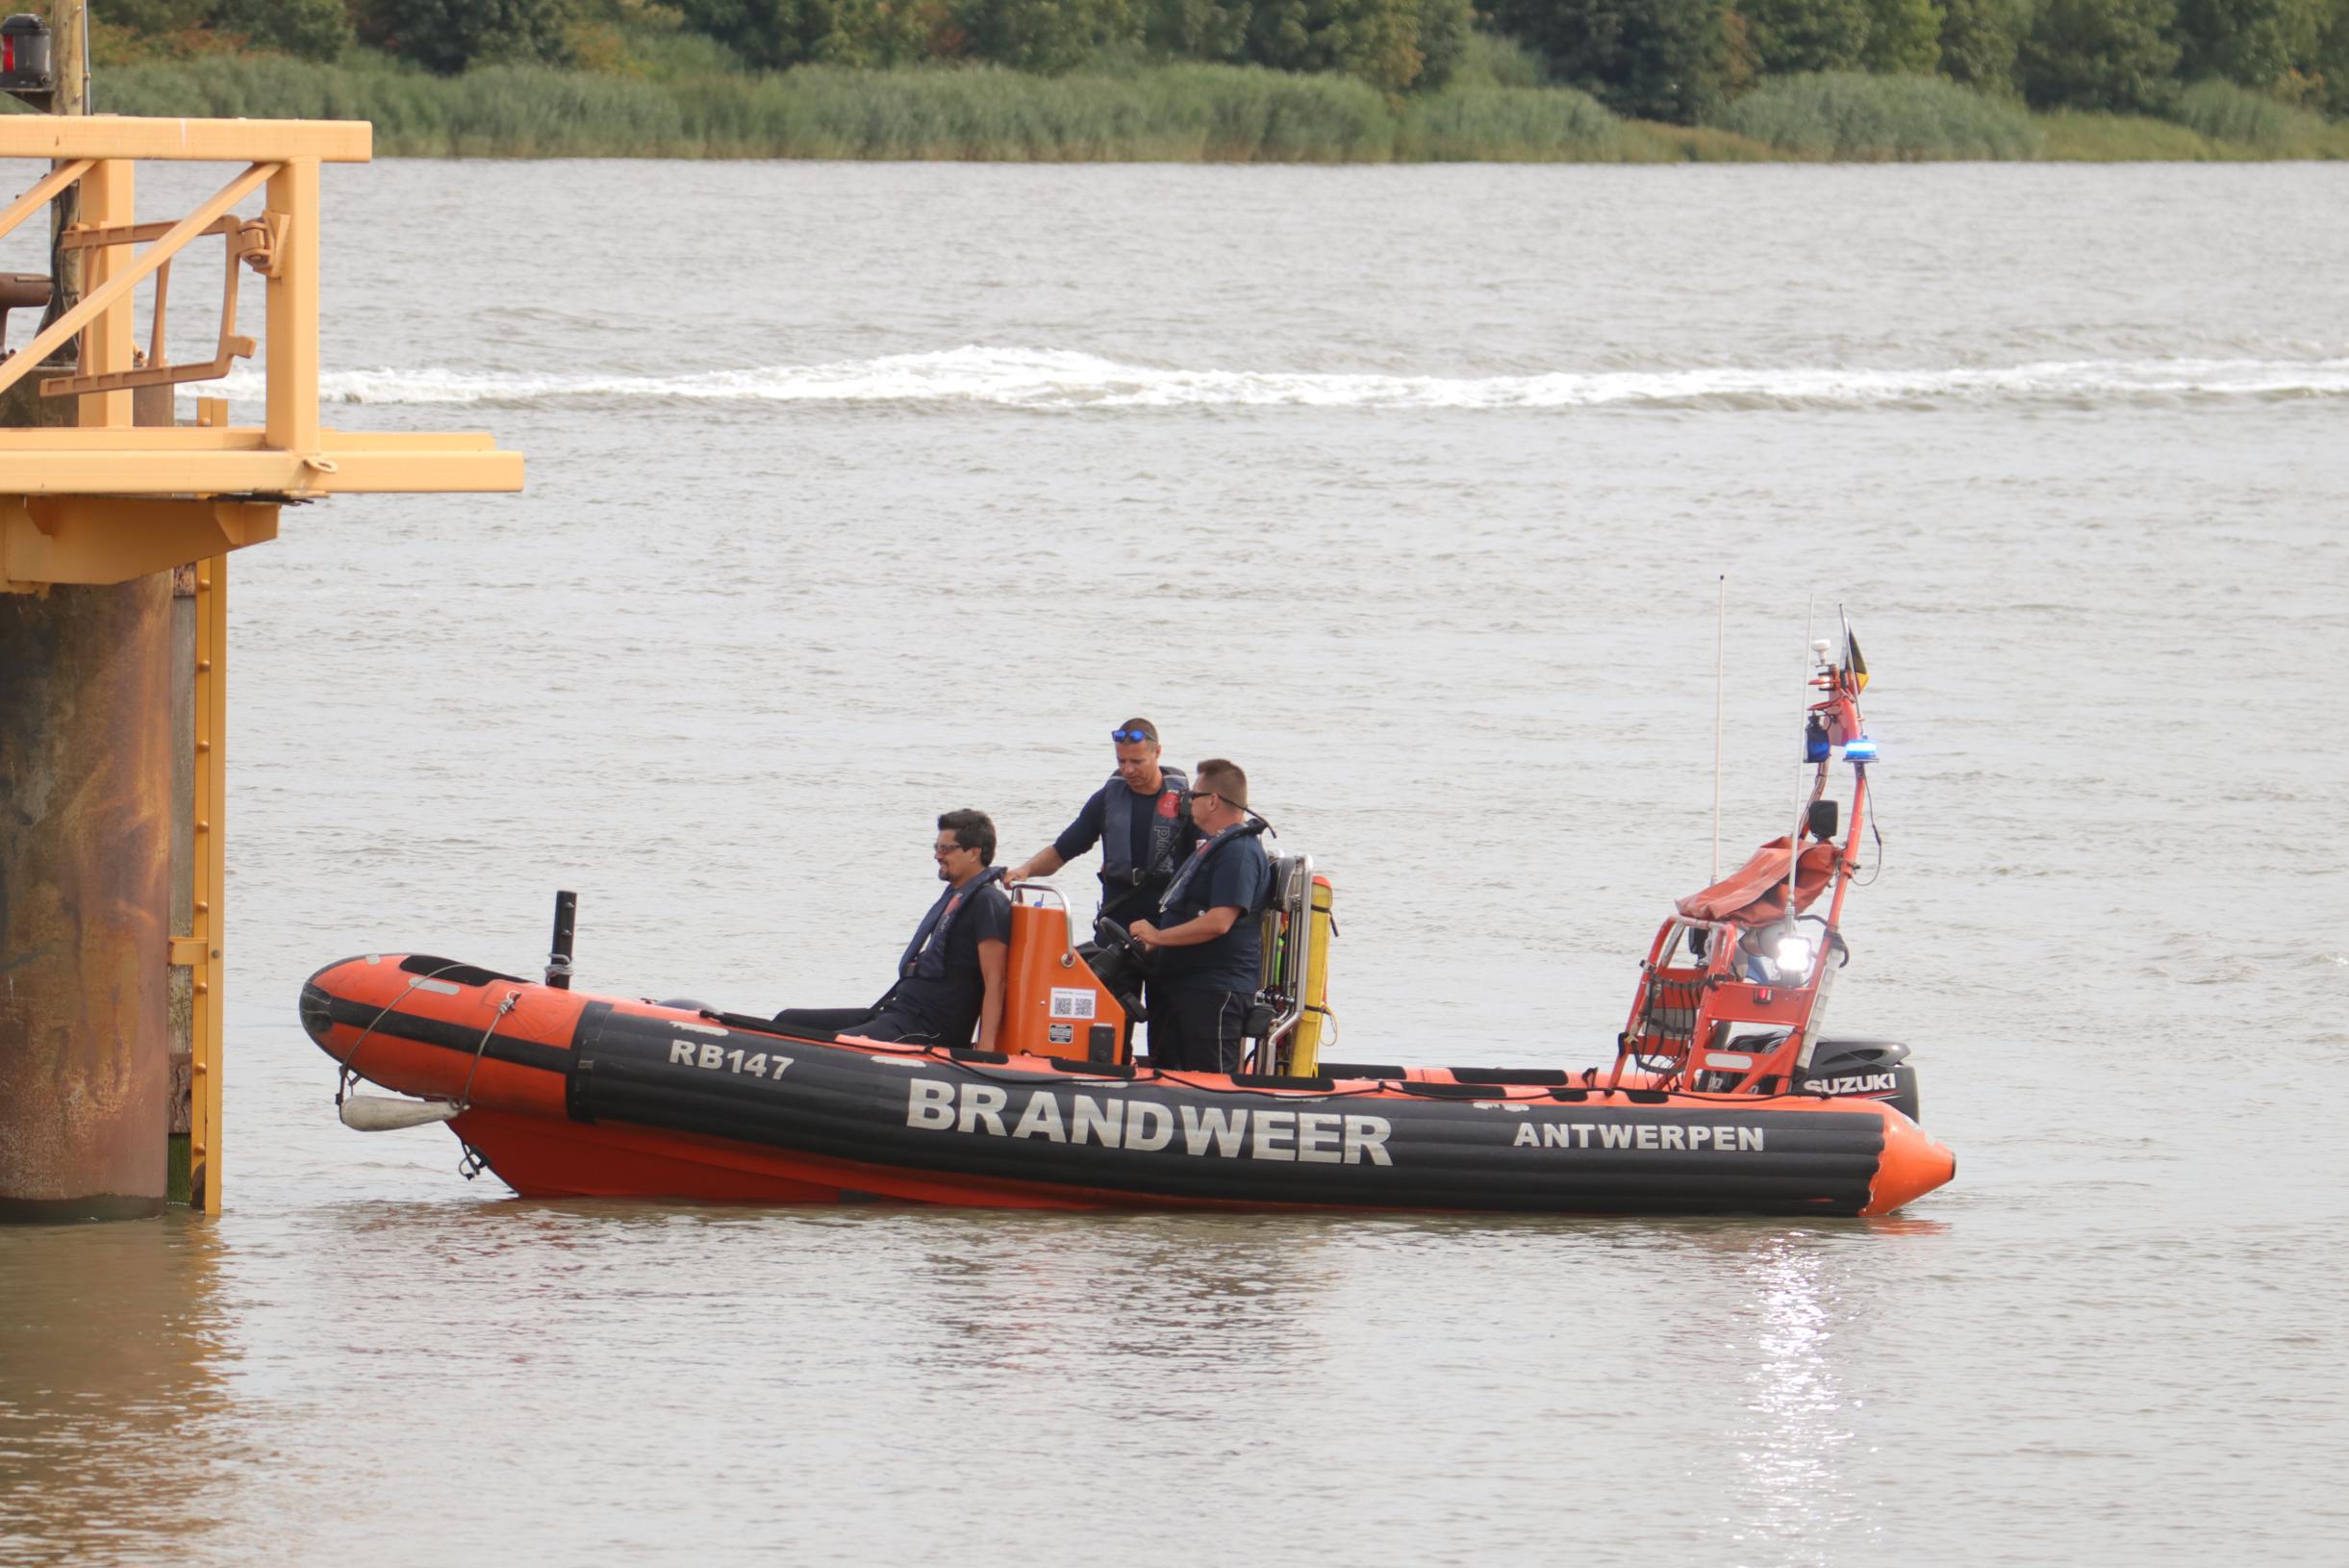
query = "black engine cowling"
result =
(1794, 1037, 1920, 1123)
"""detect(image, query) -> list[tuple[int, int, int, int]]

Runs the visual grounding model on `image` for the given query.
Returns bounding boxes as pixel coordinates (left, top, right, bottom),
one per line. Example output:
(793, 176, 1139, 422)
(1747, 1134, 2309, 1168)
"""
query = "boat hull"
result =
(302, 954, 1955, 1217)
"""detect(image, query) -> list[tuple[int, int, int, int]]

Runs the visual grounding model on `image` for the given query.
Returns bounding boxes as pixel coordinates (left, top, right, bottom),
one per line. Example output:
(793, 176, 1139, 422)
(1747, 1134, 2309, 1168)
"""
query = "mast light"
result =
(0, 13, 52, 99)
(1774, 931, 1812, 976)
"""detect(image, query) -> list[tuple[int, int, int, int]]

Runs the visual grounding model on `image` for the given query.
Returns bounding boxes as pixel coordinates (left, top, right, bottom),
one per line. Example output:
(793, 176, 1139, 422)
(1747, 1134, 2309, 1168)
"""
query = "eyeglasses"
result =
(1109, 728, 1155, 744)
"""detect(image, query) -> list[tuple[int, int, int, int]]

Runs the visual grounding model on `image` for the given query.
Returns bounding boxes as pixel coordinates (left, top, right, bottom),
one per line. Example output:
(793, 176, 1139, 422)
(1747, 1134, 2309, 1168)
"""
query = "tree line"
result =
(1498, 0, 2349, 118)
(82, 0, 2349, 116)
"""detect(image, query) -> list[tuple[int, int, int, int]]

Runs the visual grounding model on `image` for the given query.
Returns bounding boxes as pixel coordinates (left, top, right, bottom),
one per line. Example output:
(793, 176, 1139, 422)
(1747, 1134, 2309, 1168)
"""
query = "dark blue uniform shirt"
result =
(1152, 831, 1270, 996)
(887, 879, 1012, 1045)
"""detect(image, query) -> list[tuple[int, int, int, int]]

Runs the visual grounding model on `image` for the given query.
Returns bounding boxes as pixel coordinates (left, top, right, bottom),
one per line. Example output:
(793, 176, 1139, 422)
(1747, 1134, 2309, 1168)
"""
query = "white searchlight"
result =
(1774, 930, 1813, 978)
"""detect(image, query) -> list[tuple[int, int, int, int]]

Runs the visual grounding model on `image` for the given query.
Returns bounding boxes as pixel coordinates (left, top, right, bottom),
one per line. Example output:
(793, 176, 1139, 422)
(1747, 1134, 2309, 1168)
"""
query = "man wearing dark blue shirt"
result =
(772, 810, 1011, 1050)
(1131, 759, 1270, 1074)
(999, 718, 1196, 929)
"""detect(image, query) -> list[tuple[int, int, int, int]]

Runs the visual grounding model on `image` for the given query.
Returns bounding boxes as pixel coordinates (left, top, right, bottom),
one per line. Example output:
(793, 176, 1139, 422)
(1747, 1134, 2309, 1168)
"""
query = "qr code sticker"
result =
(1048, 988, 1097, 1020)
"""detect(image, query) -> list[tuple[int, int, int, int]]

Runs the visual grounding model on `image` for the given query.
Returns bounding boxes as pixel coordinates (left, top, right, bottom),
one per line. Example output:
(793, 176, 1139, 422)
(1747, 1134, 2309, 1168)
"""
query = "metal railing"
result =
(1253, 852, 1314, 1070)
(0, 116, 518, 498)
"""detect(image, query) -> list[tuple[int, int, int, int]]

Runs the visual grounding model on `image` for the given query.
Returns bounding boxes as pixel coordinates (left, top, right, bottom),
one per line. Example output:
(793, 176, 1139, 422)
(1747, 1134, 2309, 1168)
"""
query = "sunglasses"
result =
(1109, 728, 1155, 744)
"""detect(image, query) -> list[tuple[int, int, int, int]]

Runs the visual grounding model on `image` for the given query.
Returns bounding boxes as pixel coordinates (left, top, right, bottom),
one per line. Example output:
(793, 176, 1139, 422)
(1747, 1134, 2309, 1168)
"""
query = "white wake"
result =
(223, 344, 2349, 411)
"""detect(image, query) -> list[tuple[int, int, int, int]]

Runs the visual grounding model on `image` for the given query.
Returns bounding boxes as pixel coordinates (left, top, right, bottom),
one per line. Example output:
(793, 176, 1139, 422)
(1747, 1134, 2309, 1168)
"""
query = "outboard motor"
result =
(1794, 1037, 1920, 1123)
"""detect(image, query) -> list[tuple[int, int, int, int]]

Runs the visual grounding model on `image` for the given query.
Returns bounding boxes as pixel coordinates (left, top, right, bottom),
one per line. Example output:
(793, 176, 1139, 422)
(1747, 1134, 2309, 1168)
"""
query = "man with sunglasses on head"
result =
(999, 719, 1197, 930)
(1128, 759, 1271, 1075)
(771, 810, 1010, 1050)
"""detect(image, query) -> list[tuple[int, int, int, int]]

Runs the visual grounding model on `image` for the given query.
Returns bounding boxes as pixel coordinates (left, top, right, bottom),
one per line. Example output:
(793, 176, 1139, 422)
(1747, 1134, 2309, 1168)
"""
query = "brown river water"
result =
(3, 159, 2346, 1565)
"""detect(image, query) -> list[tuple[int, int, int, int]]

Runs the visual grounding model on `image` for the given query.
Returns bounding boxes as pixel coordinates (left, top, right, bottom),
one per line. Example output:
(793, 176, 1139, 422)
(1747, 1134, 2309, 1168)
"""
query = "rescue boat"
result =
(301, 619, 1955, 1217)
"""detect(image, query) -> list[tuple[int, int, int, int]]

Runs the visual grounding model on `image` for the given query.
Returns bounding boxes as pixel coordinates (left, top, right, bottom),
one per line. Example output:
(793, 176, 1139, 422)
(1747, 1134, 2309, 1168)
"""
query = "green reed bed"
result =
(1146, 65, 1398, 164)
(89, 57, 1651, 164)
(2034, 110, 2235, 161)
(2035, 103, 2349, 161)
(1397, 85, 1650, 162)
(72, 55, 2345, 164)
(1710, 72, 2045, 162)
(2163, 81, 2349, 158)
(691, 64, 1401, 162)
(704, 67, 1141, 162)
(1620, 123, 1789, 162)
(92, 56, 1411, 163)
(99, 57, 694, 157)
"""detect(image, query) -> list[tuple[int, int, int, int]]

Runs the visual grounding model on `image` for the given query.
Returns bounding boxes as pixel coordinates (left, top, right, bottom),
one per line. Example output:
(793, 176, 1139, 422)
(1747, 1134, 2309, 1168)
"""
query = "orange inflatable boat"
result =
(302, 620, 1954, 1217)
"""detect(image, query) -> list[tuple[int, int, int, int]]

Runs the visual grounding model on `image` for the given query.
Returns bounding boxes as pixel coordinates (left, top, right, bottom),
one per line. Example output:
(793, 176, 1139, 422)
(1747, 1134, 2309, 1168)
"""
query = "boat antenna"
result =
(1790, 595, 1815, 927)
(1712, 574, 1725, 882)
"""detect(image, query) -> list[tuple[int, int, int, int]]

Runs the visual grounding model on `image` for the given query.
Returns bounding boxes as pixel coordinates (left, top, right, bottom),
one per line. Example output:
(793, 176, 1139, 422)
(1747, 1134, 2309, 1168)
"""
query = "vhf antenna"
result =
(1712, 574, 1725, 883)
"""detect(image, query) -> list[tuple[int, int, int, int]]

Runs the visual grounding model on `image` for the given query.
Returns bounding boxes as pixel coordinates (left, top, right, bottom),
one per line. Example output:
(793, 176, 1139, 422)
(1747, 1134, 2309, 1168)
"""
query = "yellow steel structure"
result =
(0, 116, 523, 1212)
(0, 116, 520, 528)
(169, 554, 227, 1210)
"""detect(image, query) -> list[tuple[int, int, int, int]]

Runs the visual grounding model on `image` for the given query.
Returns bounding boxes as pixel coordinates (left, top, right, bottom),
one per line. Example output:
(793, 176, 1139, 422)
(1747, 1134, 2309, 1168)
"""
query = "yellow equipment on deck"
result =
(1286, 874, 1337, 1075)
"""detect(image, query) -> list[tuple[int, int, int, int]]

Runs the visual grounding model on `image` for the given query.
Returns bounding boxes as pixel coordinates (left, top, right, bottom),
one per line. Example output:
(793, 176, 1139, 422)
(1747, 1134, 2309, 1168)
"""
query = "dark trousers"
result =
(1149, 989, 1248, 1074)
(1127, 978, 1159, 1064)
(769, 1005, 939, 1044)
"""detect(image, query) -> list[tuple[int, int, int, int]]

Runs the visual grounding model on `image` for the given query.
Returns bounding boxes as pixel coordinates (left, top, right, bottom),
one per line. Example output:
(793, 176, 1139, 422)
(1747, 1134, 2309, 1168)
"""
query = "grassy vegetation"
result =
(1396, 85, 1648, 162)
(1709, 72, 2046, 161)
(52, 54, 2349, 163)
(88, 56, 1404, 160)
(2035, 97, 2349, 161)
(2164, 80, 2349, 157)
(2035, 109, 2247, 161)
(81, 54, 1649, 161)
(1627, 123, 1792, 162)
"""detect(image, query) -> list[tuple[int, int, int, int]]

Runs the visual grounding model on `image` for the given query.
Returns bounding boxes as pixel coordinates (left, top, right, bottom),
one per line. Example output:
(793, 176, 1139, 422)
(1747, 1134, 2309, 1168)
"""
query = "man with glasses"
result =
(1129, 759, 1271, 1074)
(999, 718, 1196, 930)
(771, 809, 1011, 1050)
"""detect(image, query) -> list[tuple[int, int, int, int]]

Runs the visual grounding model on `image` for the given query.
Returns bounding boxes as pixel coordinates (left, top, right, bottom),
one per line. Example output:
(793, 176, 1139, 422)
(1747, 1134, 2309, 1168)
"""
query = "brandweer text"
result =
(905, 1078, 1393, 1164)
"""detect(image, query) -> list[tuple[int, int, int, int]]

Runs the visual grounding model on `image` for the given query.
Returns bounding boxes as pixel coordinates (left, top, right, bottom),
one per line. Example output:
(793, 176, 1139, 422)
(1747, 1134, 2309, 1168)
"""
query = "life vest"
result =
(1158, 819, 1268, 918)
(897, 867, 1007, 982)
(1101, 766, 1189, 889)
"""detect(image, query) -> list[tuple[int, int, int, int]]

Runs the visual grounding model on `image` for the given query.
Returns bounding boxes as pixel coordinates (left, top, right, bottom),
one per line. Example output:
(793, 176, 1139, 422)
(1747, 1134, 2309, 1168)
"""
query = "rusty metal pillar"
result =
(0, 47, 172, 1215)
(0, 573, 174, 1220)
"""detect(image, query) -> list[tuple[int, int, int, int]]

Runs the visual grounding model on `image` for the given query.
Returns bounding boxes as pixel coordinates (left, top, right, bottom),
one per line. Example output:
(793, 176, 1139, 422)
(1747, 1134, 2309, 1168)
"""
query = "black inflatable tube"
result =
(570, 1018, 1884, 1214)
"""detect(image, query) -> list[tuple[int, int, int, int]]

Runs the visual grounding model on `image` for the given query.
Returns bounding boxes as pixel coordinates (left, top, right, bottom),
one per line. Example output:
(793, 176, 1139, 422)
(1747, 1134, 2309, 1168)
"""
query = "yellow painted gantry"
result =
(0, 116, 523, 1211)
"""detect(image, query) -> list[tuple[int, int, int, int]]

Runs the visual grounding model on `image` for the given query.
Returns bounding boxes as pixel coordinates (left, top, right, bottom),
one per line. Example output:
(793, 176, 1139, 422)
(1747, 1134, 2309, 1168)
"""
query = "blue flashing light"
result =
(1843, 736, 1880, 763)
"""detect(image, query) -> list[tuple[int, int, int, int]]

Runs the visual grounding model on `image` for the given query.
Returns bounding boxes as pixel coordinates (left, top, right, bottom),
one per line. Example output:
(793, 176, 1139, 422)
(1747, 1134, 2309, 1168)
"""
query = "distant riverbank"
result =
(59, 57, 2349, 163)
